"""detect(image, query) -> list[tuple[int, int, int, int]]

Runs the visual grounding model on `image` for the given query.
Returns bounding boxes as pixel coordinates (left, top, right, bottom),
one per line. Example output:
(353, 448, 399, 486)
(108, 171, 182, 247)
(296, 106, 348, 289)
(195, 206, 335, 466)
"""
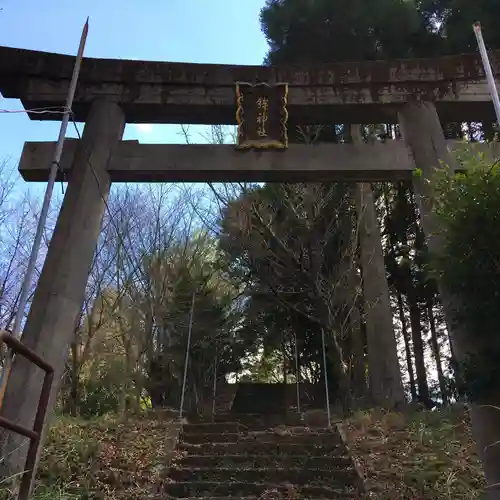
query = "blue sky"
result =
(0, 0, 268, 172)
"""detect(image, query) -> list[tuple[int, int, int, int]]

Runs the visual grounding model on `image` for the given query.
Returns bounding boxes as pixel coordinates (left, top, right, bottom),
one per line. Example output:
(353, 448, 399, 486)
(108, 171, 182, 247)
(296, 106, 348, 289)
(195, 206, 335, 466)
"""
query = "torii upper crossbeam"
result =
(0, 45, 499, 125)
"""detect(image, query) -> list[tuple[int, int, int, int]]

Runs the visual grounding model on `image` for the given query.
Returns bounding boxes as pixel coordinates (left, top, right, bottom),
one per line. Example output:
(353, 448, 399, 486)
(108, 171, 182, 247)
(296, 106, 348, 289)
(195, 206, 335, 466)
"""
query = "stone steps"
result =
(207, 412, 306, 427)
(169, 466, 358, 485)
(182, 422, 243, 434)
(180, 431, 343, 445)
(179, 441, 348, 456)
(177, 454, 354, 469)
(164, 413, 365, 499)
(164, 481, 359, 498)
(182, 422, 336, 434)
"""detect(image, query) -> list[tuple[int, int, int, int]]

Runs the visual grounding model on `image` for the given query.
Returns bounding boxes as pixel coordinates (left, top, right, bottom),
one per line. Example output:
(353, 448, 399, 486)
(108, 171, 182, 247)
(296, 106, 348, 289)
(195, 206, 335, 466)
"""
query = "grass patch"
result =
(2, 413, 181, 500)
(343, 405, 485, 499)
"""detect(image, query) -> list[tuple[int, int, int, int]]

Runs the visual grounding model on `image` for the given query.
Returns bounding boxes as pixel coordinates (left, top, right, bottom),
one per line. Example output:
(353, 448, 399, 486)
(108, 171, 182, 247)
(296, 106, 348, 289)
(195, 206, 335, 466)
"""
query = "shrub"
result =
(431, 146, 500, 401)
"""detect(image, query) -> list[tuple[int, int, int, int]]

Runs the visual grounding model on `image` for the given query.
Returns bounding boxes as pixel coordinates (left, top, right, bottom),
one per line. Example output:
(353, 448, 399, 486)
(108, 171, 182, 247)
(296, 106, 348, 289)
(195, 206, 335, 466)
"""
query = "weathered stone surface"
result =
(180, 431, 343, 446)
(0, 100, 125, 481)
(168, 417, 364, 499)
(0, 46, 498, 124)
(1, 45, 493, 85)
(178, 441, 346, 457)
(18, 138, 493, 183)
(178, 454, 354, 469)
(19, 140, 416, 182)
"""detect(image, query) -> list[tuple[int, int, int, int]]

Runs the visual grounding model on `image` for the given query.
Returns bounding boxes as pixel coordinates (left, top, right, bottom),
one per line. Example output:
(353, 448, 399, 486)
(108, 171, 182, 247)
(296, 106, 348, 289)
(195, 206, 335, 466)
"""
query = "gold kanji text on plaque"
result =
(235, 82, 288, 150)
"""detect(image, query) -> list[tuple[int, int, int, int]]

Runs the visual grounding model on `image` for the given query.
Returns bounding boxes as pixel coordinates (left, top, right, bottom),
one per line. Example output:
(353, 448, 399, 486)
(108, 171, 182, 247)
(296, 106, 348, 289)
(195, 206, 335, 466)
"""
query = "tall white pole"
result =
(294, 331, 300, 414)
(0, 18, 89, 407)
(179, 290, 196, 421)
(473, 22, 500, 126)
(321, 328, 332, 428)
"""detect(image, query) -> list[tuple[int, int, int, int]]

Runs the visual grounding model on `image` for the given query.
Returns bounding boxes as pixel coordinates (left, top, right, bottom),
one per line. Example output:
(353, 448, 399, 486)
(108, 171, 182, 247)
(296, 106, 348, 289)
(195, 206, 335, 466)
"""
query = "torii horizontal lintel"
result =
(19, 140, 492, 183)
(19, 140, 417, 183)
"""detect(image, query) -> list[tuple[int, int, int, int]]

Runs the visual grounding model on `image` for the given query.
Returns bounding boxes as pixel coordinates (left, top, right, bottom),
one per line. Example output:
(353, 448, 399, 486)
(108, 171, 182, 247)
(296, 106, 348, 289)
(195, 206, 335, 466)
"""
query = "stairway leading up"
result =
(163, 413, 365, 499)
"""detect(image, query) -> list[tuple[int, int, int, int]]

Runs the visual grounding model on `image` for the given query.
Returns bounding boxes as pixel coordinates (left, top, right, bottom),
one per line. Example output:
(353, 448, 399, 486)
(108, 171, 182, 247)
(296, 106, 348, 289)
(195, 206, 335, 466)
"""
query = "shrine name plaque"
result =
(235, 82, 289, 150)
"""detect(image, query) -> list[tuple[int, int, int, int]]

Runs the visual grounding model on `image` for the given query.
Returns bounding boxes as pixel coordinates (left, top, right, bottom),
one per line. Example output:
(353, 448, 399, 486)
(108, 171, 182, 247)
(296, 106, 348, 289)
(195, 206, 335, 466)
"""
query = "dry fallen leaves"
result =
(35, 413, 181, 500)
(343, 405, 485, 500)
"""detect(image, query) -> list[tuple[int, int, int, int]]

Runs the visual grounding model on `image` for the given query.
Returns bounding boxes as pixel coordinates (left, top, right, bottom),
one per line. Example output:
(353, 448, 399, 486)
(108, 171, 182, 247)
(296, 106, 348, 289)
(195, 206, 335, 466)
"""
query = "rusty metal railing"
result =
(0, 331, 54, 500)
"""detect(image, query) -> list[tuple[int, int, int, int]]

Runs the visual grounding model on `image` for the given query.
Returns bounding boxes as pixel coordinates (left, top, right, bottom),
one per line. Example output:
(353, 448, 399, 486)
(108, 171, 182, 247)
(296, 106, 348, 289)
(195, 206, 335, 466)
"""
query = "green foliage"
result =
(419, 0, 500, 53)
(260, 0, 439, 64)
(261, 0, 500, 67)
(218, 182, 357, 398)
(240, 346, 287, 383)
(77, 360, 125, 418)
(432, 148, 500, 401)
(141, 231, 246, 412)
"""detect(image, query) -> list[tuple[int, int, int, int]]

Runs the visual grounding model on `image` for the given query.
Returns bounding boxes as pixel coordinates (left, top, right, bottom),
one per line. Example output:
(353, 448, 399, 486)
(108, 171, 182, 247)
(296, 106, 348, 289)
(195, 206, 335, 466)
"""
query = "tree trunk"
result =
(354, 181, 405, 408)
(427, 301, 448, 406)
(408, 289, 430, 405)
(396, 291, 417, 401)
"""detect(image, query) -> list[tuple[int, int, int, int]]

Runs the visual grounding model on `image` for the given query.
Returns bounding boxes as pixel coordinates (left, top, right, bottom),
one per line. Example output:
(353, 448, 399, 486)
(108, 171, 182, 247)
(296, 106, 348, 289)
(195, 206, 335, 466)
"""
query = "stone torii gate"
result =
(1, 45, 500, 486)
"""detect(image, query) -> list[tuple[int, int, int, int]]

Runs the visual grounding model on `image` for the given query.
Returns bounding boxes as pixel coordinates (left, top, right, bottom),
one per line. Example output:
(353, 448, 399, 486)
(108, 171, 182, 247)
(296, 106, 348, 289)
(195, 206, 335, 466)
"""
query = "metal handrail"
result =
(0, 331, 54, 500)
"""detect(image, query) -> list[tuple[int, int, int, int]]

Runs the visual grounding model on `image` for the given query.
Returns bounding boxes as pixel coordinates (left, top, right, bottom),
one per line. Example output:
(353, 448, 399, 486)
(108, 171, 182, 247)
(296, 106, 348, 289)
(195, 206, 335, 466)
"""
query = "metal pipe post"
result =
(212, 349, 218, 421)
(321, 328, 332, 428)
(294, 331, 300, 414)
(473, 22, 500, 126)
(179, 290, 196, 421)
(0, 18, 89, 407)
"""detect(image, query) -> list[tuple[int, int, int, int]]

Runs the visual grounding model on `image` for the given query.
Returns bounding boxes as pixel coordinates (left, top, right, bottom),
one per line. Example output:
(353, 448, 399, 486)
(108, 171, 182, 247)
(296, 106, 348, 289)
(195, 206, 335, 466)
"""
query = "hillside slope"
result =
(1, 413, 181, 500)
(343, 406, 485, 499)
(0, 406, 485, 499)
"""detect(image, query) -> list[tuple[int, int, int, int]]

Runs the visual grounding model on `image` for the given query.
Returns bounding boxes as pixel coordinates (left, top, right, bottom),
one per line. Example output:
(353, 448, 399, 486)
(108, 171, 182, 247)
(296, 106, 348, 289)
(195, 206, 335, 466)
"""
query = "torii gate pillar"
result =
(398, 101, 458, 357)
(399, 101, 500, 496)
(0, 99, 125, 479)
